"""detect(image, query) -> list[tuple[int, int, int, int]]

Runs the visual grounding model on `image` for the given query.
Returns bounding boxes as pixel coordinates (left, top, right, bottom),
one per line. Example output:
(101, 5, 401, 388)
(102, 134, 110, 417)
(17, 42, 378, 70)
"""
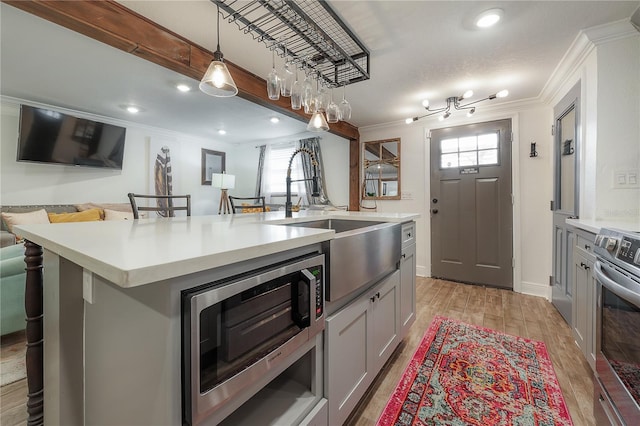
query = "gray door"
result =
(551, 82, 580, 325)
(430, 119, 513, 289)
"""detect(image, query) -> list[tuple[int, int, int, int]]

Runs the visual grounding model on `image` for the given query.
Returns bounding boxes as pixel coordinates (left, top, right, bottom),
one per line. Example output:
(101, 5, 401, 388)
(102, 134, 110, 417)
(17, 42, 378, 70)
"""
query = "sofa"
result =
(1, 244, 27, 335)
(0, 202, 134, 336)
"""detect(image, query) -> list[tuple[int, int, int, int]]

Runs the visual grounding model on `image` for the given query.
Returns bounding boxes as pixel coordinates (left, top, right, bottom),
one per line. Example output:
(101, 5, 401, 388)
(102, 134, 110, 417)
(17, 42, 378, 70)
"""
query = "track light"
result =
(405, 90, 508, 124)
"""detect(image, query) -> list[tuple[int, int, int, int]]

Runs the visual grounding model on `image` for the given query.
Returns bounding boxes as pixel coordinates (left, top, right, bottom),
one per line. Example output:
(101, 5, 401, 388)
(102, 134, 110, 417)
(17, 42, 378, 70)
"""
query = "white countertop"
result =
(566, 217, 640, 234)
(15, 211, 418, 288)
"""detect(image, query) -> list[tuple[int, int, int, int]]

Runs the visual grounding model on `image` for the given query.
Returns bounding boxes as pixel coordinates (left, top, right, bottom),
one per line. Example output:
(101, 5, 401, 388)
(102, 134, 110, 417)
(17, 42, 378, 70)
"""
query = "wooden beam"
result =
(5, 0, 362, 214)
(4, 0, 359, 142)
(349, 138, 360, 211)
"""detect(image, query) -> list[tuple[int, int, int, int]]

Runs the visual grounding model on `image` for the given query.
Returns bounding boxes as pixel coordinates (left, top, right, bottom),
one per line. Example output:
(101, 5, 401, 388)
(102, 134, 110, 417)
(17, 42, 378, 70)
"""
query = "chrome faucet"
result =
(286, 147, 320, 218)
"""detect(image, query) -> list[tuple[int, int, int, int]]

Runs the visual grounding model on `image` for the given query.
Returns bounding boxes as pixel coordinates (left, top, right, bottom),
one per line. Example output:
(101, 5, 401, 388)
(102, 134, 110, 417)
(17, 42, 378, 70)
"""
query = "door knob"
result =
(432, 209, 439, 214)
(432, 198, 438, 203)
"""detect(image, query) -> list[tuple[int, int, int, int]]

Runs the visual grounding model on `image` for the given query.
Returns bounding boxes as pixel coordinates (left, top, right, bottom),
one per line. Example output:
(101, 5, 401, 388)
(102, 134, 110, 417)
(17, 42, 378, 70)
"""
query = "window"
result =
(440, 132, 499, 169)
(262, 144, 307, 204)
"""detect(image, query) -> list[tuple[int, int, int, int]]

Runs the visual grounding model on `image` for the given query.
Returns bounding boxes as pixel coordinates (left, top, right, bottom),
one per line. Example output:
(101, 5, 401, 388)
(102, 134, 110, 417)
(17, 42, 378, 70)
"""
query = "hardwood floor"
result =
(0, 278, 594, 426)
(346, 277, 595, 425)
(1, 331, 27, 426)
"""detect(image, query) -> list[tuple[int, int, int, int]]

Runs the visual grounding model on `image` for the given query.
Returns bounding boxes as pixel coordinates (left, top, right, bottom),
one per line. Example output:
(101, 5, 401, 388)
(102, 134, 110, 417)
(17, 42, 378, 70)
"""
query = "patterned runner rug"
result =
(377, 316, 573, 425)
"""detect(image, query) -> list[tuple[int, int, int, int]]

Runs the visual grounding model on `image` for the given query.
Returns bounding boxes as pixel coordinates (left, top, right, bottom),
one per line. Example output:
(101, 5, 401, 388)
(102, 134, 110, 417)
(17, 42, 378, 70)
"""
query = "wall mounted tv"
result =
(17, 105, 126, 170)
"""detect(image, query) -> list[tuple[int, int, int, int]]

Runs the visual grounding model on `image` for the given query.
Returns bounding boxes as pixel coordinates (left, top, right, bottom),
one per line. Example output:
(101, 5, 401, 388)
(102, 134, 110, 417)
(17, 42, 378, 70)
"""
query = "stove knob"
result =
(605, 237, 618, 252)
(635, 249, 640, 265)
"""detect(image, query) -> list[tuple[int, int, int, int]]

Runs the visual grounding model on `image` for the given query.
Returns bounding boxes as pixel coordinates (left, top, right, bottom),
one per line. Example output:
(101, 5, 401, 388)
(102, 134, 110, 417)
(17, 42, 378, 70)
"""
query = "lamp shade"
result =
(211, 173, 235, 189)
(200, 59, 238, 97)
(307, 110, 330, 132)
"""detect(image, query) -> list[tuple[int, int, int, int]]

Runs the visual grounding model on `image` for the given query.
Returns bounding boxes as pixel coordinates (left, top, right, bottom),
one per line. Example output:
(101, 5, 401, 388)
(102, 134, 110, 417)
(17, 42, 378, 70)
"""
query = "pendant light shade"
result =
(200, 6, 237, 97)
(307, 110, 330, 132)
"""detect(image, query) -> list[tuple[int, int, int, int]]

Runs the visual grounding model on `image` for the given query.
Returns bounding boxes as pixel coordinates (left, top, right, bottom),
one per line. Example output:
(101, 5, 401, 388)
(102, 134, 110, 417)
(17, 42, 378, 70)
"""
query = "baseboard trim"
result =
(520, 280, 551, 299)
(416, 265, 428, 277)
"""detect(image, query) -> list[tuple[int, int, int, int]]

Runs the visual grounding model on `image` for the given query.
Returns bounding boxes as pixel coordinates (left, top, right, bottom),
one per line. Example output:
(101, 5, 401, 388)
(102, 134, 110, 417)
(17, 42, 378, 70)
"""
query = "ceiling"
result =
(2, 1, 639, 144)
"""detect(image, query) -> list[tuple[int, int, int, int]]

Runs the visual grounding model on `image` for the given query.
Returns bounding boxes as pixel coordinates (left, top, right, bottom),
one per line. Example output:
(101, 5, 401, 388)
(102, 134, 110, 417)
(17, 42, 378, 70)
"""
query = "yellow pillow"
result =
(47, 208, 102, 223)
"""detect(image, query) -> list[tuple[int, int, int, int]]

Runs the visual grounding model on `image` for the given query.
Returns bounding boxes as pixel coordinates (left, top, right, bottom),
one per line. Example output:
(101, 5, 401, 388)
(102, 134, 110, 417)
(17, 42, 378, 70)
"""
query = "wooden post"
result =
(24, 240, 44, 426)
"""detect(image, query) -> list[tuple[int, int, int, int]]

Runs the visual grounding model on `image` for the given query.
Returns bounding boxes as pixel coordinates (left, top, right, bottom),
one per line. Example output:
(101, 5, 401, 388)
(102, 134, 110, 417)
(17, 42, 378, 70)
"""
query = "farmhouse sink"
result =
(282, 219, 401, 301)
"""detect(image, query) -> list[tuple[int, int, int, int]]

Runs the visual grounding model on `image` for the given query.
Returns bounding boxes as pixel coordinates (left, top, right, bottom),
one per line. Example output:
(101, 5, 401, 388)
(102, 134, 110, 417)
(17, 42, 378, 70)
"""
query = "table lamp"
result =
(211, 172, 235, 214)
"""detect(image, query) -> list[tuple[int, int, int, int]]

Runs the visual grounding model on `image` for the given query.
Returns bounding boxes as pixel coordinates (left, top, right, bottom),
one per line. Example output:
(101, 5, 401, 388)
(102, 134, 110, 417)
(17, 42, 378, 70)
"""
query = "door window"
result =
(440, 133, 499, 169)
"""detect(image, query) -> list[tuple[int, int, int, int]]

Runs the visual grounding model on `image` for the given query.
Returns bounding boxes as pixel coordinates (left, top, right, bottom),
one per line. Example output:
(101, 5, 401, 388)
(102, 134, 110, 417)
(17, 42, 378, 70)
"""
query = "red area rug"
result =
(377, 316, 573, 425)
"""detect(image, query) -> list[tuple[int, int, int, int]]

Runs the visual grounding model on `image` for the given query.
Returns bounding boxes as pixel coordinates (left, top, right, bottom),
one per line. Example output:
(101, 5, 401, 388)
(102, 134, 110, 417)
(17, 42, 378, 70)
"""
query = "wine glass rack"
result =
(212, 0, 370, 88)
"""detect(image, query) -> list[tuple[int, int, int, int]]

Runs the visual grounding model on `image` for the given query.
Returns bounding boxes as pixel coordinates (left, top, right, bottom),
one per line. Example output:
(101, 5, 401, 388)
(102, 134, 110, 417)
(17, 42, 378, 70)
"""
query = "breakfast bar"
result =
(15, 211, 417, 425)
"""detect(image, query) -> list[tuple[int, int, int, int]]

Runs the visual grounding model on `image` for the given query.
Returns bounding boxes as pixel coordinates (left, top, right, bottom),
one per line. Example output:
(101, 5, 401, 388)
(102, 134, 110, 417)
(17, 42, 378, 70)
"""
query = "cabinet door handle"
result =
(584, 244, 591, 250)
(370, 296, 376, 303)
(401, 253, 406, 259)
(376, 292, 380, 299)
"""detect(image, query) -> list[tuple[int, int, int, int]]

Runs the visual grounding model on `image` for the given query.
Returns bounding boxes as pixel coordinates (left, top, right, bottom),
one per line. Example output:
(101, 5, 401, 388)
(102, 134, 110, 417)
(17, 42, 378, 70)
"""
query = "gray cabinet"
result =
(400, 222, 416, 338)
(571, 228, 596, 372)
(325, 270, 400, 426)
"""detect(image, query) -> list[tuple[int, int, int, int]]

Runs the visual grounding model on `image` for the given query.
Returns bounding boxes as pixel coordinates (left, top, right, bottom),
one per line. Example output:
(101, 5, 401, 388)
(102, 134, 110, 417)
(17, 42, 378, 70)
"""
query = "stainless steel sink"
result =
(283, 219, 385, 233)
(281, 219, 401, 301)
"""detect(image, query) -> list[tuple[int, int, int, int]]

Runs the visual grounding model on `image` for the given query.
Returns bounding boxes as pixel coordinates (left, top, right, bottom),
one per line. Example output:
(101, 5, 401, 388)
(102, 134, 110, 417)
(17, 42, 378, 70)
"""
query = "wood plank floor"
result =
(0, 278, 594, 426)
(346, 277, 595, 425)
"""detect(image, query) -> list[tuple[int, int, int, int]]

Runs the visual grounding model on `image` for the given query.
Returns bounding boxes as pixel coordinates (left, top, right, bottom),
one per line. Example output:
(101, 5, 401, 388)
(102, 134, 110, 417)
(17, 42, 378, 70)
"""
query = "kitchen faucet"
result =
(286, 148, 320, 218)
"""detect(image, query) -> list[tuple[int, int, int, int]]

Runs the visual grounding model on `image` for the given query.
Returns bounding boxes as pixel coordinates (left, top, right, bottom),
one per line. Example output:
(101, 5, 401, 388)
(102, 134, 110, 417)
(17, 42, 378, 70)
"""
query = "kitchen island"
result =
(15, 210, 417, 425)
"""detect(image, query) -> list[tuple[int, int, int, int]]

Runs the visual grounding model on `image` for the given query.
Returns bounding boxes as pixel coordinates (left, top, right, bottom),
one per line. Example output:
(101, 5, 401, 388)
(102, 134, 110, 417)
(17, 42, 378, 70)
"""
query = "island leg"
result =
(24, 240, 44, 426)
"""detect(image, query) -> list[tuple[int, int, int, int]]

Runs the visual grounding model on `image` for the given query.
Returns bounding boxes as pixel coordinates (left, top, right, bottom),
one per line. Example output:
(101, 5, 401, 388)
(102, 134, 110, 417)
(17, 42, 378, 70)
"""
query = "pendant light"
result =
(307, 109, 330, 132)
(199, 5, 238, 97)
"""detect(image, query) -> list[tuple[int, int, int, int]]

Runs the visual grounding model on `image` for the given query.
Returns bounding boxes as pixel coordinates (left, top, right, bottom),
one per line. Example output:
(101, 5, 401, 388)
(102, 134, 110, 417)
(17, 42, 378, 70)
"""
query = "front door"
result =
(430, 119, 513, 289)
(551, 82, 580, 325)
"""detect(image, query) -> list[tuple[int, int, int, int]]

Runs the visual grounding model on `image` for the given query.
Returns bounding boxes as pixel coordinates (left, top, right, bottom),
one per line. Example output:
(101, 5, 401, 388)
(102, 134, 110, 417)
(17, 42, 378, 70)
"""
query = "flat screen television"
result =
(17, 105, 126, 170)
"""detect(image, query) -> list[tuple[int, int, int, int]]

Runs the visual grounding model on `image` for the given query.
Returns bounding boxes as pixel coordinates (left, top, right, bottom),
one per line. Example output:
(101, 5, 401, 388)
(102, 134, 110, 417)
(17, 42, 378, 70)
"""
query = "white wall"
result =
(360, 105, 553, 297)
(360, 123, 427, 276)
(594, 33, 640, 219)
(1, 99, 234, 216)
(550, 21, 640, 222)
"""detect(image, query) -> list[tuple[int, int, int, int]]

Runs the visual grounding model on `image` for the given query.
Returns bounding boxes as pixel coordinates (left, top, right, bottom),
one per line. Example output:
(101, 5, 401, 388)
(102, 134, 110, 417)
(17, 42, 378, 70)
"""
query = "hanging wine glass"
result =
(338, 83, 352, 121)
(266, 48, 280, 100)
(316, 82, 330, 112)
(302, 71, 315, 115)
(291, 67, 302, 110)
(280, 40, 294, 97)
(326, 88, 339, 123)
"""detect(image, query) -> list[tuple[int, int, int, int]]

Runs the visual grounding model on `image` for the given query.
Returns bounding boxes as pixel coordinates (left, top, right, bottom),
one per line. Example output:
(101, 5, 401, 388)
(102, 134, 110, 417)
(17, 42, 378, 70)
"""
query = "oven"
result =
(593, 228, 640, 426)
(181, 253, 325, 425)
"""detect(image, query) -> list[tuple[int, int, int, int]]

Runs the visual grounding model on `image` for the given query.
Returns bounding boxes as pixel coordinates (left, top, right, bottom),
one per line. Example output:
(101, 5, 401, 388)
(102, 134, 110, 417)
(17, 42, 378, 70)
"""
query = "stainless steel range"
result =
(593, 228, 640, 425)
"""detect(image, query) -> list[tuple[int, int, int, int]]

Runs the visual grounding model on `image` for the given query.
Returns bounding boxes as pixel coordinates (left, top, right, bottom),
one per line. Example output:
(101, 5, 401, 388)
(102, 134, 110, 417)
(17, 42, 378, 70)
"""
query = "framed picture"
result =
(201, 149, 226, 185)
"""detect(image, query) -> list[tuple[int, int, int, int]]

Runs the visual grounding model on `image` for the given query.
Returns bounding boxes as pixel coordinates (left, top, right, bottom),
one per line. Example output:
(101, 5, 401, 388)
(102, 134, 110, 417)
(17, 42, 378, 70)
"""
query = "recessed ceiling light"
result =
(218, 129, 227, 135)
(126, 105, 140, 114)
(270, 117, 280, 124)
(176, 84, 191, 92)
(475, 9, 503, 28)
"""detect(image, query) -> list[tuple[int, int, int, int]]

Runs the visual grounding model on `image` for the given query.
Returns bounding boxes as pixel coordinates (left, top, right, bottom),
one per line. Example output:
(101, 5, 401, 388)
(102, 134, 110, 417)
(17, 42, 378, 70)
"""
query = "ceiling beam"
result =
(4, 0, 360, 141)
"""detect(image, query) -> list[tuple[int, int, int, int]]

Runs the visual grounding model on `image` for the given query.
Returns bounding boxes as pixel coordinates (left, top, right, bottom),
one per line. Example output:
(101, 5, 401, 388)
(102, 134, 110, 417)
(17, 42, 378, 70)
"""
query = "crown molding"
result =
(540, 18, 639, 105)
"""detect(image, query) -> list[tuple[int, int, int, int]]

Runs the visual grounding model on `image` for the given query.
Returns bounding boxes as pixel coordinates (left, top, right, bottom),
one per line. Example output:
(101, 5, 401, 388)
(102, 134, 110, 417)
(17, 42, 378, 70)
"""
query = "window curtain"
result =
(261, 143, 307, 205)
(299, 137, 332, 206)
(254, 144, 266, 201)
